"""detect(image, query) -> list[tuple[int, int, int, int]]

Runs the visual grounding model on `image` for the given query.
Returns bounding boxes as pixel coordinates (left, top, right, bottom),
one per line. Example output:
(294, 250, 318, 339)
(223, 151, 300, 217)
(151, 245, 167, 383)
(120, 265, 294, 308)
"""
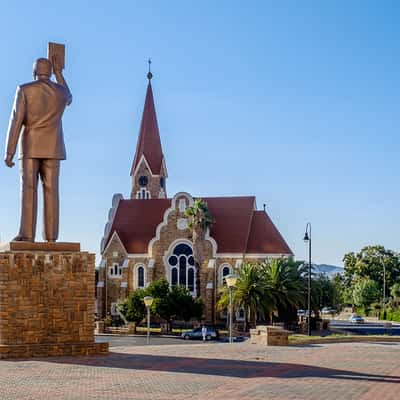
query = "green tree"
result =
(185, 199, 213, 297)
(119, 288, 146, 332)
(390, 283, 400, 308)
(331, 273, 344, 309)
(352, 278, 380, 309)
(146, 279, 204, 332)
(262, 258, 305, 322)
(217, 262, 266, 331)
(146, 279, 175, 332)
(170, 285, 204, 322)
(311, 274, 338, 312)
(217, 258, 305, 330)
(344, 245, 400, 295)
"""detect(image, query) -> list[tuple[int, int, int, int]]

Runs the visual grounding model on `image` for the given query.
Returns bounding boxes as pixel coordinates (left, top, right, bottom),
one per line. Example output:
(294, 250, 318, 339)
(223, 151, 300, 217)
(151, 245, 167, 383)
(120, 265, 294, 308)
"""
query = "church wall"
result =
(98, 193, 277, 323)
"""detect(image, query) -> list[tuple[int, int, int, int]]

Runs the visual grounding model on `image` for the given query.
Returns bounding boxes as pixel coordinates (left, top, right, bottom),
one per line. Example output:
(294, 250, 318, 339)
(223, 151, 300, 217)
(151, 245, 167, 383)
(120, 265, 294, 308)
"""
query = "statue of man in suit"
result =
(4, 57, 72, 242)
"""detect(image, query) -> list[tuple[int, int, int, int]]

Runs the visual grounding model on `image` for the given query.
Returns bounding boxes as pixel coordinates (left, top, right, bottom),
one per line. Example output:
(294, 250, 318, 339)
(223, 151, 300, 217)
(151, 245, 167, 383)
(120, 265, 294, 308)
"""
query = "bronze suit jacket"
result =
(5, 79, 72, 160)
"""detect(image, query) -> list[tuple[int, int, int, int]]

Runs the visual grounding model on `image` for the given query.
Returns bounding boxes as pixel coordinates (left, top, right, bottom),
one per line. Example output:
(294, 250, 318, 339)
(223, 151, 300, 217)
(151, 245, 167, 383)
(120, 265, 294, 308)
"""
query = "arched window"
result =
(109, 263, 122, 278)
(219, 263, 232, 285)
(167, 242, 196, 294)
(135, 264, 145, 288)
(136, 189, 151, 199)
(171, 268, 178, 286)
(188, 268, 195, 292)
(138, 266, 144, 288)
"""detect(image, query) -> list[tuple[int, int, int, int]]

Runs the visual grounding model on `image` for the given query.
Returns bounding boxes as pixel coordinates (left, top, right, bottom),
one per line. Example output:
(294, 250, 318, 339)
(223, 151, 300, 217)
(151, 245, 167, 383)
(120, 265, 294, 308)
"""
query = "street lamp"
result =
(143, 296, 154, 345)
(225, 274, 238, 344)
(379, 255, 386, 305)
(303, 223, 312, 337)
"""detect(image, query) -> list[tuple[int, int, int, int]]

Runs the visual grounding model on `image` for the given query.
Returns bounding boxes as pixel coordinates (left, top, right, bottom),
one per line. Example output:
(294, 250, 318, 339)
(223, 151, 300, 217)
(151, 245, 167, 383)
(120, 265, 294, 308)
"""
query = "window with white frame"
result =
(109, 263, 122, 278)
(135, 264, 145, 288)
(219, 263, 232, 286)
(136, 188, 151, 199)
(167, 242, 196, 294)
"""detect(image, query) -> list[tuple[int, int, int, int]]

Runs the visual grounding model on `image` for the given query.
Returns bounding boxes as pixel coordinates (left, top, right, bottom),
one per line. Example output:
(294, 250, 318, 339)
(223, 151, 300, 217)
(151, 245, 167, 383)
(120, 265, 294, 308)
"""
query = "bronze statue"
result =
(4, 54, 72, 242)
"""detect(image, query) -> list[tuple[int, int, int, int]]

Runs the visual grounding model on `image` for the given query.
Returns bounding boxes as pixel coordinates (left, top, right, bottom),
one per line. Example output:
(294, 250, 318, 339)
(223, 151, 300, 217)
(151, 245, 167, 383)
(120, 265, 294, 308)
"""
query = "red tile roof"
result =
(203, 196, 256, 253)
(130, 82, 164, 175)
(108, 199, 170, 254)
(246, 211, 293, 255)
(105, 196, 292, 256)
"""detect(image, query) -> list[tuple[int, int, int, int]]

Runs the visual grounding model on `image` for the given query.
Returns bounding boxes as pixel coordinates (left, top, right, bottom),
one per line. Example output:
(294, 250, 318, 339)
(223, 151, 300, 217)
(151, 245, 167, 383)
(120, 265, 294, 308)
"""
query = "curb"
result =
(289, 336, 400, 346)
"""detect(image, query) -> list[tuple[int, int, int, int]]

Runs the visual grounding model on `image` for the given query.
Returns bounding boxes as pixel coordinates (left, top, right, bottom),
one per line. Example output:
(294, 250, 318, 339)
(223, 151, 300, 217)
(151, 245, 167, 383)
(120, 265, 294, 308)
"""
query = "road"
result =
(330, 319, 400, 335)
(2, 341, 400, 399)
(95, 334, 215, 347)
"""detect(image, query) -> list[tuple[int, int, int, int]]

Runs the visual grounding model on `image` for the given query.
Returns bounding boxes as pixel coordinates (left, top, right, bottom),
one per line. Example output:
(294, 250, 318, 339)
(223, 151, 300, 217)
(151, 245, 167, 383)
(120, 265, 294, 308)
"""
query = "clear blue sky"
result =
(0, 1, 399, 266)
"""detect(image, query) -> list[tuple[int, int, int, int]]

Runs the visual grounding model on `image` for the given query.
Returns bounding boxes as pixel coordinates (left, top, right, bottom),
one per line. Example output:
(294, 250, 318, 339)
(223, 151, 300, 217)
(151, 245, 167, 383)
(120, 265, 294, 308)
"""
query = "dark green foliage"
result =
(390, 283, 400, 307)
(119, 278, 204, 332)
(185, 198, 213, 231)
(217, 258, 307, 329)
(352, 278, 380, 308)
(384, 308, 400, 322)
(311, 274, 339, 311)
(344, 245, 400, 293)
(119, 288, 146, 325)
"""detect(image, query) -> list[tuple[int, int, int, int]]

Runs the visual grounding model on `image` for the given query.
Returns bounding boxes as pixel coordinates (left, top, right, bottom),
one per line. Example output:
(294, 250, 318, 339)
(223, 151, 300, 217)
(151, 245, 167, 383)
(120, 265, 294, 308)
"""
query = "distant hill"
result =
(312, 264, 344, 277)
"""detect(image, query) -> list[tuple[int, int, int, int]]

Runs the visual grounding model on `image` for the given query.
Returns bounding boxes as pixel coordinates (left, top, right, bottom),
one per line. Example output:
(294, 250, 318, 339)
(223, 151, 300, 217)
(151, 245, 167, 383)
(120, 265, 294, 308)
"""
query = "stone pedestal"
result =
(0, 244, 108, 358)
(250, 325, 289, 346)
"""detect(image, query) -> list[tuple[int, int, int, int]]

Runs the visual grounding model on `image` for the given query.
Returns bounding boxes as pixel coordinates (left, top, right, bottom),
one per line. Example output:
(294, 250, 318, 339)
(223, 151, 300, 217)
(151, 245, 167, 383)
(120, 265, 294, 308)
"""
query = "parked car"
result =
(297, 310, 315, 317)
(349, 314, 364, 324)
(181, 327, 219, 341)
(321, 307, 336, 315)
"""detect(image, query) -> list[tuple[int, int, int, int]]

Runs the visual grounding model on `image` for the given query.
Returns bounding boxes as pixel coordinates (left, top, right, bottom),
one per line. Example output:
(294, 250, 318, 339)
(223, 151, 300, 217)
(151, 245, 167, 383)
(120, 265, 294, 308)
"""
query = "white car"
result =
(321, 307, 336, 315)
(349, 314, 364, 324)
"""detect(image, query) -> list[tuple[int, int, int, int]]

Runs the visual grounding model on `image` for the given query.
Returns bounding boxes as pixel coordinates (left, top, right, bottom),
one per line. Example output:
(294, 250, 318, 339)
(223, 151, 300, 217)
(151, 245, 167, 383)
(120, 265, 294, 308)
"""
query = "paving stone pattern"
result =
(0, 341, 399, 399)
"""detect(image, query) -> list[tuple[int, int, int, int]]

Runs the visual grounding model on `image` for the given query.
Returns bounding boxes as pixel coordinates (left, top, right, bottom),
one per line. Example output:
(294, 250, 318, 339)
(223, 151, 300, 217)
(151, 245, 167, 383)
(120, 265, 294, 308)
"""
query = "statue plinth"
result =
(0, 247, 108, 358)
(0, 241, 80, 252)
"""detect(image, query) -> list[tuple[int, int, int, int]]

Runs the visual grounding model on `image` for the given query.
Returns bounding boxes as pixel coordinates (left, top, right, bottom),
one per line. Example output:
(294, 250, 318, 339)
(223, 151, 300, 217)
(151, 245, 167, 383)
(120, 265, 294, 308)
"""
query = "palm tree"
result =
(217, 263, 269, 331)
(261, 258, 305, 323)
(217, 258, 305, 331)
(185, 199, 213, 297)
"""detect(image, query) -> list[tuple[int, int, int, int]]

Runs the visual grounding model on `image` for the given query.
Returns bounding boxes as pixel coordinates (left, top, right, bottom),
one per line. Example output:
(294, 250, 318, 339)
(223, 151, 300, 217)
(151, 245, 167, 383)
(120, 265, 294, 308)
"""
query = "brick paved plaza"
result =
(0, 340, 399, 399)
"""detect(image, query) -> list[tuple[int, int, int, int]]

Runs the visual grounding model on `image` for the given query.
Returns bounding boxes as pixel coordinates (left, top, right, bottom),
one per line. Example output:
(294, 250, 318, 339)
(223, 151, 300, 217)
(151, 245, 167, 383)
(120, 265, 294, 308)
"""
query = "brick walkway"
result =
(0, 341, 399, 399)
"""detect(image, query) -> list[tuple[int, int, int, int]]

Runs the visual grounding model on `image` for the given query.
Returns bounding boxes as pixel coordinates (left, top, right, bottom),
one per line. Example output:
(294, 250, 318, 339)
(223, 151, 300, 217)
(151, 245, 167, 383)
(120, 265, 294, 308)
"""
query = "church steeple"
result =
(130, 61, 167, 199)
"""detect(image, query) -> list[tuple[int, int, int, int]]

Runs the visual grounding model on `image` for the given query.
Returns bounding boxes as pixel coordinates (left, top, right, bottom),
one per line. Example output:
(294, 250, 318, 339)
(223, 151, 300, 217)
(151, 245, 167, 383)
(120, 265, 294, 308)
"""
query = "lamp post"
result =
(225, 274, 238, 344)
(143, 296, 154, 345)
(380, 255, 386, 306)
(303, 223, 312, 337)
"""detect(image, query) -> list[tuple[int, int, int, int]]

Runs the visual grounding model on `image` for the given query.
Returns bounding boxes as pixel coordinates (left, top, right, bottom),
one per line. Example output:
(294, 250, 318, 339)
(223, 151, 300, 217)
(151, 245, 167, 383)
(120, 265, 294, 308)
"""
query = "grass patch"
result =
(289, 333, 399, 344)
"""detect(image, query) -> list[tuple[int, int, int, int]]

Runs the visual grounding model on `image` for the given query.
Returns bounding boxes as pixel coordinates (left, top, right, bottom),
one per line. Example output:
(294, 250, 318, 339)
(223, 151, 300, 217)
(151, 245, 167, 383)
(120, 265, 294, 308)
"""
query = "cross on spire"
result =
(147, 58, 153, 81)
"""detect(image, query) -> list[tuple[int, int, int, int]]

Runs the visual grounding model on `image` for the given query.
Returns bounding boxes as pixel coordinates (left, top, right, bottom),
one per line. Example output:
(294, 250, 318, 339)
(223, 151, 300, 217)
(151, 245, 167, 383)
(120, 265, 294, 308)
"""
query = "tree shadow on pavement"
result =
(10, 352, 400, 383)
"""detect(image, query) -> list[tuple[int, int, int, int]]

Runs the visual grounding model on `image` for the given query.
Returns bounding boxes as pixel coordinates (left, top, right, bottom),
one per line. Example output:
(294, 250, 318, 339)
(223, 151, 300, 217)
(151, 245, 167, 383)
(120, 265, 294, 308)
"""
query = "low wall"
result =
(250, 325, 289, 346)
(0, 247, 108, 358)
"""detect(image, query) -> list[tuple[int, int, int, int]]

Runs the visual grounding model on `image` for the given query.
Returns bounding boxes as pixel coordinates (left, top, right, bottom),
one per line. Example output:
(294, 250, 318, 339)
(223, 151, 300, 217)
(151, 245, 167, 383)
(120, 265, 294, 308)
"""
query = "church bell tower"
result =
(130, 61, 167, 199)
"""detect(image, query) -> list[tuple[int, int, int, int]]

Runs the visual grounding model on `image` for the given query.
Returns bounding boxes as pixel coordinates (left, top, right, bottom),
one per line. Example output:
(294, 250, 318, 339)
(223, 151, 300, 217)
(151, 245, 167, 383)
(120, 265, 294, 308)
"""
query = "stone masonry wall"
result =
(0, 251, 95, 346)
(130, 159, 166, 199)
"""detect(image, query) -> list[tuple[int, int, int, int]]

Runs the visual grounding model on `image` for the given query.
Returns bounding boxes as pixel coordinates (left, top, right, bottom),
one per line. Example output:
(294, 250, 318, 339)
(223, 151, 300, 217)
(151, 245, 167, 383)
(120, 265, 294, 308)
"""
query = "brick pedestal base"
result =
(0, 342, 108, 359)
(250, 325, 289, 346)
(0, 246, 109, 359)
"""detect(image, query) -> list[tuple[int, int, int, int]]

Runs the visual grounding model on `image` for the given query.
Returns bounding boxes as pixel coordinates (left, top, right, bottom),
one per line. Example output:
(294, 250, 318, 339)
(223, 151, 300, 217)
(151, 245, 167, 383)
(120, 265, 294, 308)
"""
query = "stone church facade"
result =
(96, 72, 292, 323)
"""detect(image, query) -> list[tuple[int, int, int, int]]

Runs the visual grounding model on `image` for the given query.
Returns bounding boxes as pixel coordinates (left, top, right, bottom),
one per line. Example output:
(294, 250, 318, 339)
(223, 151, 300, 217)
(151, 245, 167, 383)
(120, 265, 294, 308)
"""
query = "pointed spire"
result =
(130, 62, 164, 176)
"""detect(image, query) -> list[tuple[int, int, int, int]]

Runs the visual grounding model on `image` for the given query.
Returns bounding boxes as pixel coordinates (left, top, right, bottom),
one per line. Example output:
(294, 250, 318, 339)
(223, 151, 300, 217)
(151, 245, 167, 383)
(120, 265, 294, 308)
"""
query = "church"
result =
(96, 69, 293, 323)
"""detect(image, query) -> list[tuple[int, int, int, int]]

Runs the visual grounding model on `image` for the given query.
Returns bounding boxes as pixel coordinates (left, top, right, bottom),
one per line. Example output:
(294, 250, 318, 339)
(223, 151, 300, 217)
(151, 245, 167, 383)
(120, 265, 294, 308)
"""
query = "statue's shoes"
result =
(12, 235, 33, 242)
